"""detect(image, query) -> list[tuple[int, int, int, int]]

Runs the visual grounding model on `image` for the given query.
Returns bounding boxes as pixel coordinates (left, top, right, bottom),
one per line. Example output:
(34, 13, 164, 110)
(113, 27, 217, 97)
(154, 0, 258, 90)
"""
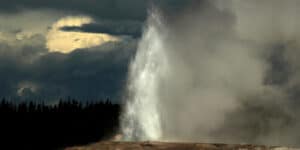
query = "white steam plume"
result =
(122, 0, 300, 147)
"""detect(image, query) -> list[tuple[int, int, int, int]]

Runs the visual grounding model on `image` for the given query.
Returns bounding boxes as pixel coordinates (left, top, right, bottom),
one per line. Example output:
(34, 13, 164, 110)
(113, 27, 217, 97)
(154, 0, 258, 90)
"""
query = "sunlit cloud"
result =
(46, 16, 120, 53)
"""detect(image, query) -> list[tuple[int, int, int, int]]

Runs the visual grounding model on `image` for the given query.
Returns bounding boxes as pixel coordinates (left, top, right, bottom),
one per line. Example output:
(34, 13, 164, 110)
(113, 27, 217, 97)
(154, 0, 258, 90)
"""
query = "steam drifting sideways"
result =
(122, 0, 300, 147)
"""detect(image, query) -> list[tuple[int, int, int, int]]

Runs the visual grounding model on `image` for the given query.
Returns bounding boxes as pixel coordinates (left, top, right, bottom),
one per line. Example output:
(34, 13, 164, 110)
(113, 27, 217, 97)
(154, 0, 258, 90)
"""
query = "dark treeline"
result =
(0, 97, 117, 113)
(0, 97, 121, 150)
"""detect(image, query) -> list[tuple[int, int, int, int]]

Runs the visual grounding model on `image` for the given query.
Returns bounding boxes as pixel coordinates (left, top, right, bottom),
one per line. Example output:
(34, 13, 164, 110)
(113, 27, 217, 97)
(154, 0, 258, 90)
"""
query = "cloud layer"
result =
(0, 2, 147, 102)
(0, 25, 136, 102)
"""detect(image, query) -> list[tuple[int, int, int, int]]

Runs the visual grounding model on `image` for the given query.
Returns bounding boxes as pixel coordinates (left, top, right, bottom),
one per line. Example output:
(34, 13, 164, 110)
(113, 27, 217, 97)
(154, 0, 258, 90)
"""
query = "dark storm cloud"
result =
(0, 32, 46, 98)
(0, 0, 193, 20)
(0, 0, 147, 20)
(0, 30, 137, 102)
(0, 0, 196, 39)
(60, 20, 142, 38)
(0, 0, 194, 102)
(30, 40, 137, 101)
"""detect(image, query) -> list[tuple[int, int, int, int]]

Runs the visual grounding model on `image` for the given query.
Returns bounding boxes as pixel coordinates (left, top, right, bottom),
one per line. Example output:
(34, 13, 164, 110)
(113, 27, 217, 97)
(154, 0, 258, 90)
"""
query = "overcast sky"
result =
(0, 0, 191, 103)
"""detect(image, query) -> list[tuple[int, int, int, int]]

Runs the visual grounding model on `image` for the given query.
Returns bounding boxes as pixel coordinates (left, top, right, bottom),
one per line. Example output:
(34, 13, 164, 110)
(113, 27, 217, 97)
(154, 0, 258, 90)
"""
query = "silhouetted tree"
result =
(0, 97, 121, 150)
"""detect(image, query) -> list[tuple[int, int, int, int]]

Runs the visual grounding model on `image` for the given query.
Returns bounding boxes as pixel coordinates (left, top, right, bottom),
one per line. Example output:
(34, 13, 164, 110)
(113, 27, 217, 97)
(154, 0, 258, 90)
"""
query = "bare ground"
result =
(65, 141, 298, 150)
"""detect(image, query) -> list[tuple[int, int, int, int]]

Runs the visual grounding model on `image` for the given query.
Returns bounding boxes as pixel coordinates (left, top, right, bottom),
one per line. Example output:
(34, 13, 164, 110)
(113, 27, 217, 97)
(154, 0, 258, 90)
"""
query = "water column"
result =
(121, 11, 168, 141)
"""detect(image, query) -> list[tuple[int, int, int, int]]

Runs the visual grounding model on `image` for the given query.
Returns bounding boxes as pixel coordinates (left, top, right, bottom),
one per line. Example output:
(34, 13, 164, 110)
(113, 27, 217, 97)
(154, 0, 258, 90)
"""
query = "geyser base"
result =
(66, 141, 296, 150)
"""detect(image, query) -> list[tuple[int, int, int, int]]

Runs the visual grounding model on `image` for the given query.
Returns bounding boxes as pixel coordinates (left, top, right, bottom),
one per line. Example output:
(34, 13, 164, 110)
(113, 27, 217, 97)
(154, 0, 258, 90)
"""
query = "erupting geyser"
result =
(122, 0, 300, 147)
(121, 11, 167, 141)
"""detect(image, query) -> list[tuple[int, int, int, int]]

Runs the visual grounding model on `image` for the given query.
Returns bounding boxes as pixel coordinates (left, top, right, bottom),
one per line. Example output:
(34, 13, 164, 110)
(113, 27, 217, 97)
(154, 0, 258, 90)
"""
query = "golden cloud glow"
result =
(46, 16, 119, 53)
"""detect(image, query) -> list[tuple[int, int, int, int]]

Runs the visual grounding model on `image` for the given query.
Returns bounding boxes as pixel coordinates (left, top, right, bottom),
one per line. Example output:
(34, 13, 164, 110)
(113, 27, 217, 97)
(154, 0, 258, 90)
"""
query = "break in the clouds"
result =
(0, 11, 137, 101)
(47, 16, 120, 53)
(0, 32, 137, 102)
(0, 0, 192, 101)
